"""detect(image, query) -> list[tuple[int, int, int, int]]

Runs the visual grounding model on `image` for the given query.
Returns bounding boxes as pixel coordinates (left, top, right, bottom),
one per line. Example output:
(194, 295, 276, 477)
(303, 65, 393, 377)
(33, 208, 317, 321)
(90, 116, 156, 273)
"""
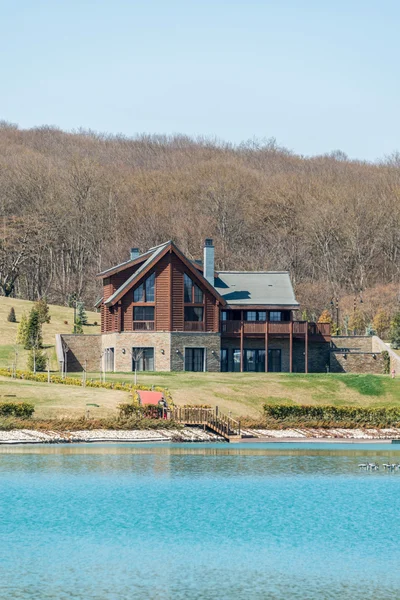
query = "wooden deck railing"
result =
(172, 407, 241, 440)
(220, 320, 331, 337)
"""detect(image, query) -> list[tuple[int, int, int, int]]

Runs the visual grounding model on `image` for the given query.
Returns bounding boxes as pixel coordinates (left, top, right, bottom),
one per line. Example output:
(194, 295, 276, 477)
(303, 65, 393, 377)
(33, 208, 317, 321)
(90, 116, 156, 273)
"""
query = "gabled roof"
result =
(104, 241, 226, 307)
(213, 271, 299, 307)
(96, 247, 157, 278)
(105, 242, 170, 306)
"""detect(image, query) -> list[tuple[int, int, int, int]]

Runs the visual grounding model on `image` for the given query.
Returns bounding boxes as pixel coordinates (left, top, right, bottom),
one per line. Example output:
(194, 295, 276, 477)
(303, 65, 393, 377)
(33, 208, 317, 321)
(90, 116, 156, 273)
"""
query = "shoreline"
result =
(1, 426, 400, 445)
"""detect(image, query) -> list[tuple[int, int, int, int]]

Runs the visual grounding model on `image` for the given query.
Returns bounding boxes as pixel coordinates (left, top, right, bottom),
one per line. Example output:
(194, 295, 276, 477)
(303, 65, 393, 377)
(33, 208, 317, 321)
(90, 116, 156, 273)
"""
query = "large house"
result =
(63, 239, 329, 374)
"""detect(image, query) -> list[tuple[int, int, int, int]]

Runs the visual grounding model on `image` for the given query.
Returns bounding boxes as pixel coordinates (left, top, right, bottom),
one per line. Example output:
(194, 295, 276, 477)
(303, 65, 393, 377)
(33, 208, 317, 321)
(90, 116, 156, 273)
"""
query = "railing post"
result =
(289, 321, 293, 373)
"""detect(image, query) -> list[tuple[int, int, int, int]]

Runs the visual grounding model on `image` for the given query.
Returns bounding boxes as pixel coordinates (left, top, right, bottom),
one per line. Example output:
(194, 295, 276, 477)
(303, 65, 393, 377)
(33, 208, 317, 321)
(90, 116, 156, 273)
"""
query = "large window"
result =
(134, 306, 155, 321)
(184, 273, 203, 304)
(185, 348, 205, 372)
(132, 347, 154, 372)
(269, 311, 282, 322)
(184, 306, 203, 322)
(244, 349, 265, 372)
(134, 273, 155, 303)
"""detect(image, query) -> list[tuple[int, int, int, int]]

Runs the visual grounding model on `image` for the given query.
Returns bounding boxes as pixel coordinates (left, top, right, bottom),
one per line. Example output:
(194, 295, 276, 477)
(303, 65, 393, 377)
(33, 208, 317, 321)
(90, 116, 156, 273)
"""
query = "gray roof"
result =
(213, 271, 299, 307)
(104, 242, 170, 306)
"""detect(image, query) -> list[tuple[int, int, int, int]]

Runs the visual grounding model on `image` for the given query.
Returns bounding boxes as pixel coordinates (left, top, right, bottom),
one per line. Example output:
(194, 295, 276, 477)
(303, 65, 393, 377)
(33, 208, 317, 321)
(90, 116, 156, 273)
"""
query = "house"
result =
(59, 239, 331, 373)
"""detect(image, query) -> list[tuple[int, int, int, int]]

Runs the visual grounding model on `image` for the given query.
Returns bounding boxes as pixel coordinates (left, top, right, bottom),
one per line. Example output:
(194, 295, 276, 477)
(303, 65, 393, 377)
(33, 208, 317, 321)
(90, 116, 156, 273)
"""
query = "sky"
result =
(0, 0, 399, 161)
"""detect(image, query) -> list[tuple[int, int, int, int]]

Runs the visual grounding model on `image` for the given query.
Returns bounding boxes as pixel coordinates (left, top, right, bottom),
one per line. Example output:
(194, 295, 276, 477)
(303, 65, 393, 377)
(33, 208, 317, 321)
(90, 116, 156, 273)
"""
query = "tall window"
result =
(134, 273, 155, 303)
(184, 274, 203, 304)
(185, 348, 205, 372)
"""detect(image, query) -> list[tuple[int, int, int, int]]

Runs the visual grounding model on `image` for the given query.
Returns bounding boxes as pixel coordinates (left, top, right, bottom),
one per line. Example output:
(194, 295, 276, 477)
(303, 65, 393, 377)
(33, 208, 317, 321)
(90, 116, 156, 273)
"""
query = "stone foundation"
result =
(170, 333, 221, 372)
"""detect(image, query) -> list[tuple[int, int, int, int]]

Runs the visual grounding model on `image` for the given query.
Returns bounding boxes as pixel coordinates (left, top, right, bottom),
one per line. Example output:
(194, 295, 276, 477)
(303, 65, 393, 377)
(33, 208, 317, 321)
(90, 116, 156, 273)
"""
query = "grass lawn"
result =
(0, 377, 130, 419)
(0, 297, 100, 370)
(62, 371, 400, 419)
(0, 370, 400, 421)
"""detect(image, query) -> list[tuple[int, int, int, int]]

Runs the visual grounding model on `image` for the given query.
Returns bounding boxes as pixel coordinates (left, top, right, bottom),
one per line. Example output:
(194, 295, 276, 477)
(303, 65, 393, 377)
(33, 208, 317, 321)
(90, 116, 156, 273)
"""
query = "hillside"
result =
(0, 297, 100, 370)
(2, 124, 400, 327)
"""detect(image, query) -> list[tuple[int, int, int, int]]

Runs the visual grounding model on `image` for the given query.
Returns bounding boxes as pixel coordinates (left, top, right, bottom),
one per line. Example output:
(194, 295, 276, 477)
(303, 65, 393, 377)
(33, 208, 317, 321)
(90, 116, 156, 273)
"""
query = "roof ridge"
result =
(217, 270, 290, 274)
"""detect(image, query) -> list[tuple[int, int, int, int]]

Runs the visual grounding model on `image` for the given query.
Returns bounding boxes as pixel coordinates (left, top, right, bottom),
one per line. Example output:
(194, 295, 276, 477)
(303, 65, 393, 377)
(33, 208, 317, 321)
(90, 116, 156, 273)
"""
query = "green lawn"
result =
(63, 371, 400, 419)
(0, 297, 100, 370)
(0, 377, 130, 419)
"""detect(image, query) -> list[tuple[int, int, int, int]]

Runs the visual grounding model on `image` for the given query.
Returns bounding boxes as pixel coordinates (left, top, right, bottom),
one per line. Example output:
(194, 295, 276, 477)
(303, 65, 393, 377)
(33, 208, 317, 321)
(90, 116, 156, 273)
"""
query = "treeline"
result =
(1, 121, 400, 324)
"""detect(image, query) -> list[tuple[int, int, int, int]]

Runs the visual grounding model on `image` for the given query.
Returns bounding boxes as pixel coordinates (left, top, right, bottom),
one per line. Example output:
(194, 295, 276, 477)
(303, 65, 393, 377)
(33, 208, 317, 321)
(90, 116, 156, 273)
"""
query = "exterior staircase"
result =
(172, 407, 242, 442)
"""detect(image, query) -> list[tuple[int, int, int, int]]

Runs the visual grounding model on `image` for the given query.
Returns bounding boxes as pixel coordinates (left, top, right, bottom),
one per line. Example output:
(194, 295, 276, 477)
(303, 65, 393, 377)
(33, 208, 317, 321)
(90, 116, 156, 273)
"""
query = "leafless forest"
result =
(1, 121, 400, 326)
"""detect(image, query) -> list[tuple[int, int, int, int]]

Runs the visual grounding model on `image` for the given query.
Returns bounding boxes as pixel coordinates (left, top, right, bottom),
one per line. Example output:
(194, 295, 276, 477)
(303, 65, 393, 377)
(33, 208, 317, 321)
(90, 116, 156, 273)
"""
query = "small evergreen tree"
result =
(16, 312, 29, 345)
(34, 298, 51, 324)
(27, 348, 47, 372)
(74, 320, 84, 334)
(390, 312, 400, 349)
(7, 307, 16, 323)
(25, 308, 43, 350)
(77, 301, 88, 325)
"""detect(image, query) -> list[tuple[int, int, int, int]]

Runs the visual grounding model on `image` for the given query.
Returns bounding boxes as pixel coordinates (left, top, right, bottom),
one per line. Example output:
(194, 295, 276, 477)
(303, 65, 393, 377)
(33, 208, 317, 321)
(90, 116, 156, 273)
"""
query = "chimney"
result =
(203, 239, 214, 286)
(130, 247, 140, 260)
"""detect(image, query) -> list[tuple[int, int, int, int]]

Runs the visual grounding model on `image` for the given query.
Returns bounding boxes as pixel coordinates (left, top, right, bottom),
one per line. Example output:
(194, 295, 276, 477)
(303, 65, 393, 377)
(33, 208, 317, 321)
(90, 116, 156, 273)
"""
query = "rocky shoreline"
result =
(1, 426, 400, 444)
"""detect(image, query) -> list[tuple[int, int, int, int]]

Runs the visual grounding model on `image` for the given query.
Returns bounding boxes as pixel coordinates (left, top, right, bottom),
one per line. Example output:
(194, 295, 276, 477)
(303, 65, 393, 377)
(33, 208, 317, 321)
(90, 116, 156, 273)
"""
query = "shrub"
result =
(0, 402, 34, 418)
(390, 312, 400, 349)
(7, 307, 16, 323)
(64, 320, 68, 325)
(382, 351, 391, 375)
(263, 404, 400, 428)
(93, 321, 98, 326)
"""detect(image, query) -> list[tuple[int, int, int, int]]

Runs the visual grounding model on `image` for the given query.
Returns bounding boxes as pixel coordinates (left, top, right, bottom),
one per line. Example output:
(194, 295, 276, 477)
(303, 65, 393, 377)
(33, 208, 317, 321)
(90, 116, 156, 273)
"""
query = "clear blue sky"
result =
(0, 0, 399, 160)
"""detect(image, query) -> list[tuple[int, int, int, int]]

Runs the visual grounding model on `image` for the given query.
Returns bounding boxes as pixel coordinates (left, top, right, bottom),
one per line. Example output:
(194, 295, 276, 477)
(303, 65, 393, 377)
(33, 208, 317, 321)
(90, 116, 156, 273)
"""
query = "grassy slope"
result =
(0, 297, 100, 370)
(69, 371, 400, 418)
(0, 377, 130, 419)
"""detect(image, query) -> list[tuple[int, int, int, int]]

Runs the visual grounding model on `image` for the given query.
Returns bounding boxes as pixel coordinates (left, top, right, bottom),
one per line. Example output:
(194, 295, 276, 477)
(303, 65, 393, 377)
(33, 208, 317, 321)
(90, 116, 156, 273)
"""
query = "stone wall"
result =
(61, 334, 102, 372)
(331, 336, 373, 352)
(170, 333, 221, 372)
(330, 352, 384, 374)
(102, 332, 171, 372)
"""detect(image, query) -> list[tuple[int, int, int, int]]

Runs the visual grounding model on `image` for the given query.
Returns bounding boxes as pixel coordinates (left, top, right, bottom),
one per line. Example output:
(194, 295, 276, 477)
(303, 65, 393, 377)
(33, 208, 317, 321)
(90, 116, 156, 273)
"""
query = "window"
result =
(133, 273, 155, 303)
(134, 306, 155, 321)
(184, 273, 203, 303)
(233, 349, 241, 372)
(268, 349, 281, 372)
(221, 349, 228, 372)
(245, 311, 267, 321)
(104, 347, 115, 372)
(185, 348, 205, 372)
(221, 311, 228, 321)
(145, 273, 155, 302)
(184, 306, 203, 322)
(133, 284, 144, 303)
(132, 347, 154, 372)
(269, 311, 282, 322)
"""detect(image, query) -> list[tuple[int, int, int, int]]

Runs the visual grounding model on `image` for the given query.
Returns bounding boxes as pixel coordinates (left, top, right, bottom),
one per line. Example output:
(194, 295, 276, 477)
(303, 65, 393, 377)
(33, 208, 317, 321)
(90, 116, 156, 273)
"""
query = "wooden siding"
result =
(155, 254, 171, 331)
(171, 253, 184, 331)
(101, 249, 220, 333)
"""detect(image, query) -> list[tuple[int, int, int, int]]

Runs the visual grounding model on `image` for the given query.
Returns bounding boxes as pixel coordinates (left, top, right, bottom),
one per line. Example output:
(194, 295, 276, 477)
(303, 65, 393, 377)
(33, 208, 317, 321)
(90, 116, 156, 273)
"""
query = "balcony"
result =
(184, 321, 205, 332)
(133, 321, 155, 331)
(220, 320, 331, 337)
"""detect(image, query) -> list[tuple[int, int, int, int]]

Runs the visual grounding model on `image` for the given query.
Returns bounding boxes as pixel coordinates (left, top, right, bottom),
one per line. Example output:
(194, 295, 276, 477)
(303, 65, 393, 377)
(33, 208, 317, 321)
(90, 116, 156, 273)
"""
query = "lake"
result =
(1, 442, 400, 599)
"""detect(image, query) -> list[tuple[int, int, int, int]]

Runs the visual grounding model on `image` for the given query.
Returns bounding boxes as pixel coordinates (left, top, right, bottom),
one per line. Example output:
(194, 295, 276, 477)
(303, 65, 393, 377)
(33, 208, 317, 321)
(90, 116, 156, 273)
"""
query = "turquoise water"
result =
(1, 442, 400, 600)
